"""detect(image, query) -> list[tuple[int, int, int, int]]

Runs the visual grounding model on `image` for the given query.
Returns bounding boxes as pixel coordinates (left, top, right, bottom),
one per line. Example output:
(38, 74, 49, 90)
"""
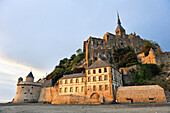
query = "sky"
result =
(0, 0, 170, 103)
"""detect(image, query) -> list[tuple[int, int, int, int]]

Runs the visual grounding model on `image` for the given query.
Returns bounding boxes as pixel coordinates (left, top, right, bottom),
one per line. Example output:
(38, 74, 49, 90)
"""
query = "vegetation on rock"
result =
(46, 48, 85, 85)
(113, 47, 138, 68)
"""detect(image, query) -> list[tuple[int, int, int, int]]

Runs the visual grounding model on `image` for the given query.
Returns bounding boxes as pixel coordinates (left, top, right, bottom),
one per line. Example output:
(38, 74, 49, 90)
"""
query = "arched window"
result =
(76, 79, 78, 83)
(88, 77, 91, 82)
(99, 69, 101, 73)
(105, 85, 108, 90)
(93, 70, 96, 74)
(70, 79, 72, 83)
(70, 87, 73, 92)
(75, 87, 78, 92)
(65, 80, 67, 84)
(99, 85, 102, 91)
(104, 75, 108, 80)
(104, 68, 107, 72)
(64, 88, 67, 92)
(93, 86, 96, 91)
(93, 77, 96, 82)
(99, 76, 102, 81)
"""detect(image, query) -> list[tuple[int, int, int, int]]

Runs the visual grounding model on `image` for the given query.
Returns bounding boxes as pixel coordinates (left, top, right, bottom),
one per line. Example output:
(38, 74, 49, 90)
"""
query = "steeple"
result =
(115, 12, 126, 36)
(117, 11, 121, 25)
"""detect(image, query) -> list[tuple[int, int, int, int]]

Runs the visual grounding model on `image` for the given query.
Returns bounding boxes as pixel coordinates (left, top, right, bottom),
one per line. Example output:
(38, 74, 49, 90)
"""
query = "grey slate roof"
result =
(60, 73, 85, 79)
(87, 58, 111, 69)
(26, 72, 34, 78)
(116, 24, 125, 30)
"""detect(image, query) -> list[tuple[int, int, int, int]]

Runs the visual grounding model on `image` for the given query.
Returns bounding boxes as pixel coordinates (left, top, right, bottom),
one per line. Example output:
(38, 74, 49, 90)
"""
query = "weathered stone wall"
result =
(137, 50, 157, 64)
(13, 81, 42, 103)
(116, 85, 167, 103)
(38, 87, 56, 103)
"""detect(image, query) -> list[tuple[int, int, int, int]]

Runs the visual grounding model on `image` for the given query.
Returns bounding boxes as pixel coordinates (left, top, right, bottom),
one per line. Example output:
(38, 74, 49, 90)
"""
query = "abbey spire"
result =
(115, 12, 126, 36)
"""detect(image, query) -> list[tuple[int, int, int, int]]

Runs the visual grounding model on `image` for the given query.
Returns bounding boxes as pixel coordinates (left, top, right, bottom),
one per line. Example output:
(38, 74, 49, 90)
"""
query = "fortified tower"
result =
(13, 72, 42, 103)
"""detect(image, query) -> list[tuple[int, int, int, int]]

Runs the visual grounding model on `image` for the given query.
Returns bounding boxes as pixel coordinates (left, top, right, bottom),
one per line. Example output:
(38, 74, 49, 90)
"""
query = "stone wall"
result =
(38, 87, 56, 103)
(13, 81, 42, 103)
(116, 85, 167, 103)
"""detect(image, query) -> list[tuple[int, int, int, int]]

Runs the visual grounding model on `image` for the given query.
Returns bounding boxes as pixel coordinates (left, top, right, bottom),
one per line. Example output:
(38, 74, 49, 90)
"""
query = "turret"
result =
(17, 77, 23, 83)
(26, 72, 34, 82)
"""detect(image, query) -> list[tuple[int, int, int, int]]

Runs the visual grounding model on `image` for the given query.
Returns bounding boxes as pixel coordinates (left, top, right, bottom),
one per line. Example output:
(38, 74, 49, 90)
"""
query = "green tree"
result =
(76, 48, 82, 54)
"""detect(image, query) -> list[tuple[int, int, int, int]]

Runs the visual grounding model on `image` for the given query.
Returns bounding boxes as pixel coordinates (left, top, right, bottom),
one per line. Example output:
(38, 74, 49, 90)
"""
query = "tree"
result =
(76, 48, 82, 54)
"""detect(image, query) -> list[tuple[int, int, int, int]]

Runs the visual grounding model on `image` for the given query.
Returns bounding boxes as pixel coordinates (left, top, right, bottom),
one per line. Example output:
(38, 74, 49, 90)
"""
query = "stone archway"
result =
(90, 93, 100, 99)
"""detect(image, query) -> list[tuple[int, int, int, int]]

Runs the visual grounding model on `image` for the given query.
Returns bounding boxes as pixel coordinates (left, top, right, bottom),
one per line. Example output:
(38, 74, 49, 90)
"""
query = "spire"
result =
(117, 11, 121, 25)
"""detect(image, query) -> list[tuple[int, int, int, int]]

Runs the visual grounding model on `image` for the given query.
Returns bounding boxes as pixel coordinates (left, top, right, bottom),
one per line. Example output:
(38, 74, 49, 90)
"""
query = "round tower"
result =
(13, 72, 42, 103)
(26, 71, 34, 82)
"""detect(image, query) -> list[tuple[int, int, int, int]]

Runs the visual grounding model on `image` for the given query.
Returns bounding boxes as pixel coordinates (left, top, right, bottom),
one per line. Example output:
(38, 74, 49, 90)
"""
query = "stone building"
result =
(116, 85, 167, 103)
(58, 58, 123, 103)
(137, 49, 157, 64)
(13, 72, 42, 103)
(83, 13, 145, 67)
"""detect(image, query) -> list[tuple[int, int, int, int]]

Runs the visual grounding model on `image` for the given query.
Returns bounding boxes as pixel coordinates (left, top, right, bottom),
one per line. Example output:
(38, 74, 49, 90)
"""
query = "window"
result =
(93, 77, 96, 82)
(59, 88, 62, 92)
(31, 86, 33, 89)
(65, 80, 67, 84)
(104, 75, 108, 80)
(70, 79, 72, 83)
(81, 78, 84, 83)
(99, 76, 102, 81)
(75, 87, 78, 92)
(76, 79, 78, 83)
(24, 92, 27, 94)
(99, 85, 102, 91)
(105, 85, 108, 90)
(64, 88, 67, 92)
(104, 68, 107, 72)
(22, 87, 24, 88)
(30, 93, 33, 94)
(88, 70, 90, 74)
(60, 80, 62, 84)
(93, 70, 96, 74)
(93, 86, 96, 91)
(99, 69, 101, 73)
(88, 77, 91, 82)
(149, 98, 154, 100)
(81, 87, 84, 92)
(70, 87, 73, 92)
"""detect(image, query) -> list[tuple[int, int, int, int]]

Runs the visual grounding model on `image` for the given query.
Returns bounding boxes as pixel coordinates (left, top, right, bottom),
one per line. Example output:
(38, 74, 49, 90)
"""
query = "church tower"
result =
(115, 12, 126, 36)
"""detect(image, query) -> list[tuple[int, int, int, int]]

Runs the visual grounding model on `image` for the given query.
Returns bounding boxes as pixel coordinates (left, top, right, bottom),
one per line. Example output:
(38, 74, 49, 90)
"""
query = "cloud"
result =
(0, 58, 46, 80)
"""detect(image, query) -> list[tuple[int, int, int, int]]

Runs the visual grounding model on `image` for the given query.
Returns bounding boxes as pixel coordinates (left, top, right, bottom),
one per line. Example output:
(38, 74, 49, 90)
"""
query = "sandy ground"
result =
(0, 103, 170, 113)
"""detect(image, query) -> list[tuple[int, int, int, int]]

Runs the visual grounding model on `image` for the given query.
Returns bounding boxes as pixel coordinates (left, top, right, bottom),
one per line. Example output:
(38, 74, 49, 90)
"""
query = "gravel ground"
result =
(0, 103, 170, 113)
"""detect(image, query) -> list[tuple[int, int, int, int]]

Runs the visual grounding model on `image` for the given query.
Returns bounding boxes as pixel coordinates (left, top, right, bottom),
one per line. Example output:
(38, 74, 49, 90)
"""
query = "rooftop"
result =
(26, 72, 34, 78)
(87, 58, 111, 69)
(60, 73, 85, 79)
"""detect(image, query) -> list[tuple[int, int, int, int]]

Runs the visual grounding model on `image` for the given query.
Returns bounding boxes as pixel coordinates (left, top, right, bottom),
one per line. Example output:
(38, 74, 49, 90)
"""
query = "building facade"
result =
(58, 58, 123, 103)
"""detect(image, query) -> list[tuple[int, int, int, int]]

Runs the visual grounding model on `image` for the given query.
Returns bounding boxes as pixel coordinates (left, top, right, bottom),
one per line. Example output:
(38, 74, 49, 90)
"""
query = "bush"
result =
(126, 62, 141, 67)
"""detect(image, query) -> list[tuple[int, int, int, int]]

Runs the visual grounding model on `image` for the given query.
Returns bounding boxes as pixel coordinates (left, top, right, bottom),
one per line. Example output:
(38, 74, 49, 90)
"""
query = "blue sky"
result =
(0, 0, 170, 102)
